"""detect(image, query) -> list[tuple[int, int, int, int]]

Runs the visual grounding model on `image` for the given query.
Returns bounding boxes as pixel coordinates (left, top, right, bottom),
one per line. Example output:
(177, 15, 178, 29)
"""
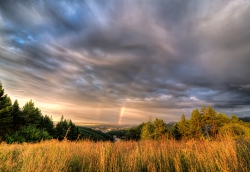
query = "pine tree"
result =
(67, 120, 81, 140)
(0, 82, 13, 139)
(177, 114, 189, 139)
(22, 100, 43, 127)
(11, 100, 22, 131)
(40, 115, 54, 136)
(207, 106, 217, 137)
(55, 116, 68, 140)
(189, 109, 202, 138)
(153, 118, 167, 140)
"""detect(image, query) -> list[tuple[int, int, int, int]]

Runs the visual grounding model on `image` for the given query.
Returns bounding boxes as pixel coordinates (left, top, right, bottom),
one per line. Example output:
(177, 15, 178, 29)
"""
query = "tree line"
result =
(0, 82, 113, 143)
(1, 81, 249, 143)
(124, 107, 250, 140)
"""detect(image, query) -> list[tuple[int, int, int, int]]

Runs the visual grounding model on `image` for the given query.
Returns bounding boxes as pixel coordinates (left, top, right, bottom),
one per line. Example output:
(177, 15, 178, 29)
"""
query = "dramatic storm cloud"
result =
(0, 0, 250, 124)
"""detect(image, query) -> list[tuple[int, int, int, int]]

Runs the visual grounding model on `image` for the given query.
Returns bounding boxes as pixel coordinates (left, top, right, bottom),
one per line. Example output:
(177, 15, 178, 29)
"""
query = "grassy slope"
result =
(1, 138, 250, 172)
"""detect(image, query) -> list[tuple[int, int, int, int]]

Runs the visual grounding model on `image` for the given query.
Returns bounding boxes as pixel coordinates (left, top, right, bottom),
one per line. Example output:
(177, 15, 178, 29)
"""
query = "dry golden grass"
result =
(1, 138, 250, 172)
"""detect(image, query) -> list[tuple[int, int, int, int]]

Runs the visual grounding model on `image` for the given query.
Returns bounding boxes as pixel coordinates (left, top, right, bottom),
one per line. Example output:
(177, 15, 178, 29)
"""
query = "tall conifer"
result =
(0, 82, 13, 139)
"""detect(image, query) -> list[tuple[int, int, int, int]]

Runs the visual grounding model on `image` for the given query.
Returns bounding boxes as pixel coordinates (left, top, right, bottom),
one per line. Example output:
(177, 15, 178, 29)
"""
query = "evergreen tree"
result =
(200, 106, 207, 126)
(55, 116, 69, 140)
(207, 106, 217, 137)
(189, 109, 202, 138)
(11, 100, 22, 131)
(22, 100, 43, 127)
(177, 114, 189, 139)
(173, 123, 181, 140)
(67, 120, 81, 140)
(153, 118, 168, 140)
(40, 115, 55, 136)
(0, 82, 13, 139)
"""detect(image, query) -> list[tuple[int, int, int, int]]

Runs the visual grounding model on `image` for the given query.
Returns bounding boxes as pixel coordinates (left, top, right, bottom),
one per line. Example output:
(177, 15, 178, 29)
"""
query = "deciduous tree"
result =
(141, 117, 154, 140)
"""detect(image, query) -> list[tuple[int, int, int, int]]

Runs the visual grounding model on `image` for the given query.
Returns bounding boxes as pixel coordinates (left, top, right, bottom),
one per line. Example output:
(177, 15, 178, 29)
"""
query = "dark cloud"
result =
(0, 0, 250, 123)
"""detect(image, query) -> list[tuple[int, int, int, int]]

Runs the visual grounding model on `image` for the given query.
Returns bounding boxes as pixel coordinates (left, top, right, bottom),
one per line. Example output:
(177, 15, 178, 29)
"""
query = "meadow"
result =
(1, 138, 250, 172)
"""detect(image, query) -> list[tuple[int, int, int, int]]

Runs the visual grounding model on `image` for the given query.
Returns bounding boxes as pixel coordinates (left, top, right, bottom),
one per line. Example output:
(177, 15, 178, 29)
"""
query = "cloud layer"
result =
(1, 0, 250, 123)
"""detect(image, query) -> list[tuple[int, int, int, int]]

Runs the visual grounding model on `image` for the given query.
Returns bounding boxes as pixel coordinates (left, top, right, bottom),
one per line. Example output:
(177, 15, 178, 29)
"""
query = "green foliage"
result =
(189, 107, 250, 140)
(0, 82, 13, 139)
(125, 124, 144, 141)
(22, 100, 43, 127)
(40, 115, 55, 136)
(78, 127, 113, 141)
(2, 81, 250, 143)
(11, 100, 22, 131)
(67, 120, 80, 141)
(138, 117, 171, 140)
(175, 107, 242, 140)
(216, 112, 230, 127)
(219, 123, 250, 138)
(141, 118, 154, 140)
(189, 109, 202, 138)
(129, 106, 250, 141)
(55, 116, 84, 141)
(153, 118, 168, 140)
(0, 82, 101, 143)
(6, 125, 52, 143)
(55, 116, 70, 140)
(176, 114, 189, 139)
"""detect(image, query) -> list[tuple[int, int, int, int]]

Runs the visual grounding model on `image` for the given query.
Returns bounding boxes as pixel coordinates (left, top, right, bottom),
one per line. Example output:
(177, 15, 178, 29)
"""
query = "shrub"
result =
(218, 123, 250, 138)
(6, 125, 52, 143)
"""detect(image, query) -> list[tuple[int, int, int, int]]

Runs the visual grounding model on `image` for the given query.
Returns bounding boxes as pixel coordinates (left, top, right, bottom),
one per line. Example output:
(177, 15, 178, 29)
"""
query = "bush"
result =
(219, 123, 250, 138)
(6, 125, 52, 143)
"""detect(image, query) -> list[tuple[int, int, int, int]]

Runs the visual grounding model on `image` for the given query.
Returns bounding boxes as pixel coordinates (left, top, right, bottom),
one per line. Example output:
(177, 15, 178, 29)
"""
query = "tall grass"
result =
(1, 138, 250, 172)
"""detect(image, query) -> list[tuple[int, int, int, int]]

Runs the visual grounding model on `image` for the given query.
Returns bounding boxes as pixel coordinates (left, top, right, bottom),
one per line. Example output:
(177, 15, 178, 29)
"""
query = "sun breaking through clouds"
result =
(0, 0, 250, 124)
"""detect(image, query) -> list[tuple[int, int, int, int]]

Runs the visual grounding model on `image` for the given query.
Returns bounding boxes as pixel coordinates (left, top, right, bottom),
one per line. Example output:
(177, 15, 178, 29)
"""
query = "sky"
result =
(0, 0, 250, 124)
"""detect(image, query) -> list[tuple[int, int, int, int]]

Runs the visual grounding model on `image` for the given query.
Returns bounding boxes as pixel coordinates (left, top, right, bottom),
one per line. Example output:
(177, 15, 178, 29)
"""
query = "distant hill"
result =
(78, 126, 113, 141)
(239, 117, 250, 122)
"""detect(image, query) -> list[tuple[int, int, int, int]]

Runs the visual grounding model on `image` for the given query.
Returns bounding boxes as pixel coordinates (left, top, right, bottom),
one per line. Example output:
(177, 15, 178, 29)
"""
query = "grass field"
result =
(1, 138, 250, 172)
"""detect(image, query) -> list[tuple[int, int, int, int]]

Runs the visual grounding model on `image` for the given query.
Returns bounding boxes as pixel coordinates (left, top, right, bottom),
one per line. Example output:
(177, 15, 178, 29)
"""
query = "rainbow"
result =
(118, 107, 125, 125)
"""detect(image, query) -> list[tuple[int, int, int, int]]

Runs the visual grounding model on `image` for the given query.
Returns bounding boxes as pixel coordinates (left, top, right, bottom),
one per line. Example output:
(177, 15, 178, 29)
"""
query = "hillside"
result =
(78, 126, 113, 141)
